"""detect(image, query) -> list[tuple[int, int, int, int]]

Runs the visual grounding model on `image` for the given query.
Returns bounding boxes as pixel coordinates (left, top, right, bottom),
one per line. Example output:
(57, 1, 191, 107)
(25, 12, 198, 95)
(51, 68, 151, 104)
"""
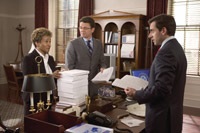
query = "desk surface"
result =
(106, 108, 145, 133)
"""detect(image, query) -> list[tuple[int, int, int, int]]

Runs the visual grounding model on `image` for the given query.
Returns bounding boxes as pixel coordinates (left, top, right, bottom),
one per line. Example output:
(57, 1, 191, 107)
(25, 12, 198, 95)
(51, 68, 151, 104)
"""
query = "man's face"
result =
(36, 35, 51, 55)
(79, 22, 94, 39)
(148, 22, 165, 46)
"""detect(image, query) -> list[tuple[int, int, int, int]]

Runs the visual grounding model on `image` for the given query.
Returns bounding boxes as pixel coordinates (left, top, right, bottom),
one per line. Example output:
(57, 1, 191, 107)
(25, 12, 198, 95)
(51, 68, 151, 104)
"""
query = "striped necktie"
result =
(87, 40, 93, 54)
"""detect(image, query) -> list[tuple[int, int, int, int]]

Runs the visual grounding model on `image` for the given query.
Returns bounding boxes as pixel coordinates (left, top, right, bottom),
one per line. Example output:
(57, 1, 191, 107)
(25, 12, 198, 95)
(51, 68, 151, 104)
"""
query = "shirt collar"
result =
(35, 49, 49, 62)
(160, 36, 175, 49)
(83, 37, 93, 43)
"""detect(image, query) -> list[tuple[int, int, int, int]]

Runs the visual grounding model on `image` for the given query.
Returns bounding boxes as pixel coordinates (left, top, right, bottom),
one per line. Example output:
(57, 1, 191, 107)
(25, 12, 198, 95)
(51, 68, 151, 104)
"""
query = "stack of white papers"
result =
(57, 69, 89, 105)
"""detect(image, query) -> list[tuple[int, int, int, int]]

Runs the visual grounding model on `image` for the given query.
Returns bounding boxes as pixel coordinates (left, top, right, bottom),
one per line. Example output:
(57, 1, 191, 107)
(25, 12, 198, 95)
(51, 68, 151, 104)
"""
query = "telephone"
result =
(86, 111, 117, 127)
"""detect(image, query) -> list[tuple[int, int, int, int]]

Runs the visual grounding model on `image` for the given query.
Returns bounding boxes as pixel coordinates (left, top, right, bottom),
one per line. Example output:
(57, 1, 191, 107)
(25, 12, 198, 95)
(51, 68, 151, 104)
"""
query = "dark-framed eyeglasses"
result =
(79, 27, 91, 30)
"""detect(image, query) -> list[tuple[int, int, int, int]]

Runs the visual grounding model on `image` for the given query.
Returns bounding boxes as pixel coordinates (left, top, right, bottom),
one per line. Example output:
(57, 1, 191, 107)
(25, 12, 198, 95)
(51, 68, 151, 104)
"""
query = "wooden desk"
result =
(106, 108, 145, 133)
(88, 98, 145, 132)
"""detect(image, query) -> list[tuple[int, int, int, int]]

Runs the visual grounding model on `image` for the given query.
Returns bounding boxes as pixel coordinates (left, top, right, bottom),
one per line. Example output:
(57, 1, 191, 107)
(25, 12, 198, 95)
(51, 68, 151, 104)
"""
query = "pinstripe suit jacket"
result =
(135, 38, 187, 133)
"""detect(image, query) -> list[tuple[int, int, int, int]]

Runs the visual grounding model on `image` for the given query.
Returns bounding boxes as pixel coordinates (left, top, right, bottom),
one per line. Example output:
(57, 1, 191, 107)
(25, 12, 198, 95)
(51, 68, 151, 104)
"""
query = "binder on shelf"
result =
(111, 32, 118, 43)
(121, 43, 135, 58)
(105, 31, 109, 43)
(108, 31, 113, 43)
(122, 34, 135, 43)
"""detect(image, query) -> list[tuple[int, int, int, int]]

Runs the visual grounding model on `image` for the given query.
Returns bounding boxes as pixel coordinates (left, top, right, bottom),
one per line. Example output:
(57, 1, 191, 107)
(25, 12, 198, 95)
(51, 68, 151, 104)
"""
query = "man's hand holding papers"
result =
(91, 67, 114, 83)
(112, 75, 149, 98)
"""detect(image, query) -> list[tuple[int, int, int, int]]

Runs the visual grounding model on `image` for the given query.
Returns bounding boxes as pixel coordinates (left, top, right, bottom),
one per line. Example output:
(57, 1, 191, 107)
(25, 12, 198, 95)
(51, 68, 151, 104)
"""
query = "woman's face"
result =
(35, 35, 51, 55)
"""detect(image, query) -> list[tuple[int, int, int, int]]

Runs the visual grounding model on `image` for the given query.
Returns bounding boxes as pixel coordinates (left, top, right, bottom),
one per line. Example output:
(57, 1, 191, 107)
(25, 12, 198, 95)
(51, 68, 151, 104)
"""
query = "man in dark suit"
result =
(22, 27, 61, 115)
(124, 14, 187, 133)
(65, 16, 106, 98)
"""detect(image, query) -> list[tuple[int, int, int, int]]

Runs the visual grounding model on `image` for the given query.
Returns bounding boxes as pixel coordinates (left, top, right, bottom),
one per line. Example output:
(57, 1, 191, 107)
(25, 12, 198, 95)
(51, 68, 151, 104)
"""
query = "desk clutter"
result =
(24, 97, 145, 133)
(24, 69, 145, 133)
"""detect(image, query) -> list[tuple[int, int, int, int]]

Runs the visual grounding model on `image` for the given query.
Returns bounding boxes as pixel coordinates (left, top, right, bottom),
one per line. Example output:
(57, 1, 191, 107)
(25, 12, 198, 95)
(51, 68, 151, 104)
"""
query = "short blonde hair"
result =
(31, 27, 52, 46)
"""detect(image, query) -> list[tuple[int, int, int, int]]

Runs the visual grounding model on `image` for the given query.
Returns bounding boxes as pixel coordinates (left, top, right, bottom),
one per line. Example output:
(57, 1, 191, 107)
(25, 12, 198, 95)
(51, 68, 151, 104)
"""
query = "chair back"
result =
(130, 69, 150, 81)
(3, 64, 23, 103)
(3, 65, 19, 87)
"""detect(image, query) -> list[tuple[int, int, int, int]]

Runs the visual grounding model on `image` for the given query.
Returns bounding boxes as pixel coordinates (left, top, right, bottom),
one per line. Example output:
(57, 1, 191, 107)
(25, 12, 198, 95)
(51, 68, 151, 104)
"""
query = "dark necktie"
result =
(87, 40, 93, 54)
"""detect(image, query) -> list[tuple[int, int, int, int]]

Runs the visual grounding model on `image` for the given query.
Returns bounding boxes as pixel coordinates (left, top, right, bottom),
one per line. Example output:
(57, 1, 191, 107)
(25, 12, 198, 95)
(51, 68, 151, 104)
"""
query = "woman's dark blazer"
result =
(21, 49, 57, 115)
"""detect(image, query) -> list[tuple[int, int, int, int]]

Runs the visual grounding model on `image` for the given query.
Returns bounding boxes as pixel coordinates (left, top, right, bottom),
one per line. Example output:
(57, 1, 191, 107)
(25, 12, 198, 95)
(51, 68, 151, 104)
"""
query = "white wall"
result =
(0, 0, 34, 83)
(184, 76, 200, 108)
(94, 0, 146, 15)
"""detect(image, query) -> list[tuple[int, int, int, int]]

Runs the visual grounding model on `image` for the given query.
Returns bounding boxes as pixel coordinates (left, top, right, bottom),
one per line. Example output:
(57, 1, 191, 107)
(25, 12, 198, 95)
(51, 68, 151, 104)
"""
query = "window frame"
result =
(168, 0, 200, 76)
(56, 0, 79, 63)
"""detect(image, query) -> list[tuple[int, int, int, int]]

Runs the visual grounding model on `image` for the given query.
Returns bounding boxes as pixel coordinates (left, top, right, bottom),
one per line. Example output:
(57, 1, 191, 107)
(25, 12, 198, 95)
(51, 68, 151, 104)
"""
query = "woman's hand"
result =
(53, 70, 61, 79)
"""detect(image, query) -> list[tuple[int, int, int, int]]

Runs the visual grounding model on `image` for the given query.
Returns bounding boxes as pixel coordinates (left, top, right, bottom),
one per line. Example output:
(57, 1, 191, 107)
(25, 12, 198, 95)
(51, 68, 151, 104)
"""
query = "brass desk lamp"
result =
(22, 56, 56, 113)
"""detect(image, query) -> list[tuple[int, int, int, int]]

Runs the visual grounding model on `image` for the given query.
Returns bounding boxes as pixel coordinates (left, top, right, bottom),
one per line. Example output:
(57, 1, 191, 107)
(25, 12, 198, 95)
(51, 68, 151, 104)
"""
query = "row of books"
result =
(104, 31, 118, 43)
(104, 43, 135, 58)
(104, 45, 118, 55)
(104, 32, 135, 44)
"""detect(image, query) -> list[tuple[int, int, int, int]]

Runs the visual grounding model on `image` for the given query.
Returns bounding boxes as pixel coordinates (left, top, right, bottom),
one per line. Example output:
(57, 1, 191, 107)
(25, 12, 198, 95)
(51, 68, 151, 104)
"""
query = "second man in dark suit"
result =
(124, 14, 187, 133)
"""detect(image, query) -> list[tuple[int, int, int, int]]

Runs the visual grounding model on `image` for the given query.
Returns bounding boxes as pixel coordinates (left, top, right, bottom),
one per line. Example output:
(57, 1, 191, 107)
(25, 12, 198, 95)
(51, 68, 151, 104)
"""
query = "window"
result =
(56, 0, 79, 63)
(168, 0, 200, 76)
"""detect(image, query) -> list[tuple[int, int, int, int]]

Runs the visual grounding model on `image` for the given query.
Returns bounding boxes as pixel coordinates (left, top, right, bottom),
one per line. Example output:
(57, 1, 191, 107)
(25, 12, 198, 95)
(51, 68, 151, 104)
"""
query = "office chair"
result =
(130, 69, 150, 81)
(3, 64, 23, 104)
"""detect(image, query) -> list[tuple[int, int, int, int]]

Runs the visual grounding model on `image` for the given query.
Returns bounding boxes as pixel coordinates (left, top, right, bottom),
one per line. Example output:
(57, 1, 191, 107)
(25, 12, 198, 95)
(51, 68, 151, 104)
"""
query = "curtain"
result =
(35, 0, 48, 28)
(77, 0, 94, 36)
(145, 0, 168, 68)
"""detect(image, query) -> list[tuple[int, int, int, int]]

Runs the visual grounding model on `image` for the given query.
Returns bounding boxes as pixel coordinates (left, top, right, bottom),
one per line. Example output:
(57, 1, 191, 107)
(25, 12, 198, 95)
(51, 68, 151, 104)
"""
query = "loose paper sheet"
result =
(120, 115, 144, 127)
(127, 103, 146, 117)
(92, 67, 114, 83)
(121, 44, 135, 58)
(112, 75, 148, 90)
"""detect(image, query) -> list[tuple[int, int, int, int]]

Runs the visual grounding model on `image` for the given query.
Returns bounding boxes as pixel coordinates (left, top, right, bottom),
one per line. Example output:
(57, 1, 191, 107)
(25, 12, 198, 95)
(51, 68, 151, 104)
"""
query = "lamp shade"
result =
(22, 73, 56, 93)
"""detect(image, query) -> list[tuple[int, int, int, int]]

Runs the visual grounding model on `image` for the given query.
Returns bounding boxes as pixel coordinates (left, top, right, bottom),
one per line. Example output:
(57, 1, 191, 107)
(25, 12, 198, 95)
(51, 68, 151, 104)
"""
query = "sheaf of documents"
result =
(127, 103, 145, 117)
(92, 67, 114, 83)
(112, 75, 148, 90)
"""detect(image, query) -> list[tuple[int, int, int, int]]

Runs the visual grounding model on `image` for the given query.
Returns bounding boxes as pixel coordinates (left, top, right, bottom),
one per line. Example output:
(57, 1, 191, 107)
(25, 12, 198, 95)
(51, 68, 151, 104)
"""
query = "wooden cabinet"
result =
(91, 10, 147, 78)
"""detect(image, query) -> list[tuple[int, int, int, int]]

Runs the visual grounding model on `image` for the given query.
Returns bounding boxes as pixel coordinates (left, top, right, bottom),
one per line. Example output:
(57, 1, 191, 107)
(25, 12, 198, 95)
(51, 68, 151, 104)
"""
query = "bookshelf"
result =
(91, 10, 147, 78)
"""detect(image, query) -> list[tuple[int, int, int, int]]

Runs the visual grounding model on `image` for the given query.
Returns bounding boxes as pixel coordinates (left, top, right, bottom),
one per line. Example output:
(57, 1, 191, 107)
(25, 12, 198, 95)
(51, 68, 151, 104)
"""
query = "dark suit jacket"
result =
(65, 37, 106, 97)
(22, 49, 57, 115)
(135, 38, 187, 133)
(22, 50, 57, 75)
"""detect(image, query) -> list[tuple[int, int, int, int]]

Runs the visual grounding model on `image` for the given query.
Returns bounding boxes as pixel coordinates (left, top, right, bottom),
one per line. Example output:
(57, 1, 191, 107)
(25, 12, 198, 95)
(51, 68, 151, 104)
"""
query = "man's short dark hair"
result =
(148, 14, 176, 36)
(79, 16, 96, 28)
